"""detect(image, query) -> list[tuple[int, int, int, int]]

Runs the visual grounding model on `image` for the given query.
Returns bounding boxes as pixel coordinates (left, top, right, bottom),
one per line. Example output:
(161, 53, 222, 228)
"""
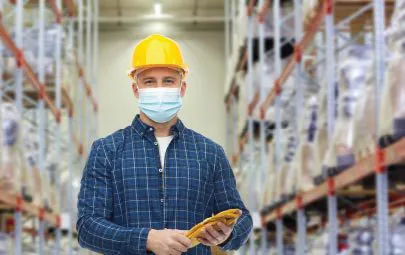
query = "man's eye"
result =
(145, 80, 154, 84)
(164, 79, 175, 84)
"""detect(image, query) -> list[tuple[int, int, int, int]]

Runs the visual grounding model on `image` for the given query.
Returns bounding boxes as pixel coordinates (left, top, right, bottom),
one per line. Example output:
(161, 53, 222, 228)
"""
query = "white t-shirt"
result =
(156, 136, 174, 168)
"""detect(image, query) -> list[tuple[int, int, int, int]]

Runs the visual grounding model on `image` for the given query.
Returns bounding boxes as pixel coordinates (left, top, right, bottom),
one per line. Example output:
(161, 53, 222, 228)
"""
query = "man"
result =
(77, 34, 252, 255)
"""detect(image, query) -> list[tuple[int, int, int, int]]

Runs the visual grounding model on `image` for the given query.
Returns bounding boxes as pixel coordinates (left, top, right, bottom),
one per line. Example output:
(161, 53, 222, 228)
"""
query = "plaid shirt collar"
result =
(131, 114, 186, 140)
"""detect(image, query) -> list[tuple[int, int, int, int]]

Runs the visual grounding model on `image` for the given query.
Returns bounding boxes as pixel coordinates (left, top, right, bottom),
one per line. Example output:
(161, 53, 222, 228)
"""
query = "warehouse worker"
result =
(77, 34, 252, 255)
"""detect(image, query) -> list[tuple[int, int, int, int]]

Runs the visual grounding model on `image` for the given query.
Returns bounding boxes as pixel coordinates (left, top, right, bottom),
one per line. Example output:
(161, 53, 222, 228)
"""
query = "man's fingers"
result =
(197, 237, 213, 246)
(206, 225, 222, 241)
(216, 222, 232, 234)
(169, 239, 188, 253)
(174, 233, 192, 248)
(201, 227, 219, 244)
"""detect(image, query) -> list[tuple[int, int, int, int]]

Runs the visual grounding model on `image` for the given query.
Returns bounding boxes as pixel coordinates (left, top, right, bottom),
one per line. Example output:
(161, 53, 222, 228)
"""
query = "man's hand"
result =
(197, 222, 233, 247)
(147, 229, 192, 255)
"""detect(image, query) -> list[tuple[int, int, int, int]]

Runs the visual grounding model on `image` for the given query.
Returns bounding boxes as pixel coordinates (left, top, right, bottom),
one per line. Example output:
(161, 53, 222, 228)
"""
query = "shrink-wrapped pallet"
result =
(0, 103, 22, 195)
(22, 125, 44, 207)
(312, 85, 330, 183)
(283, 153, 298, 199)
(274, 130, 294, 202)
(262, 141, 276, 207)
(322, 45, 372, 177)
(297, 96, 319, 192)
(379, 39, 405, 146)
(353, 72, 376, 158)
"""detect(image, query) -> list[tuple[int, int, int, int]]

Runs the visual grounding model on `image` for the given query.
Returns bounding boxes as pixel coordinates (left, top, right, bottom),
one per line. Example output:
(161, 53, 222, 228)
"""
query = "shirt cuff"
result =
(218, 232, 234, 250)
(126, 228, 151, 254)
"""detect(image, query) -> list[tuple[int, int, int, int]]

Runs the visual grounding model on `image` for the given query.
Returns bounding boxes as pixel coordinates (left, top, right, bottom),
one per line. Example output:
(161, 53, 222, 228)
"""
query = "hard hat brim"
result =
(128, 64, 189, 81)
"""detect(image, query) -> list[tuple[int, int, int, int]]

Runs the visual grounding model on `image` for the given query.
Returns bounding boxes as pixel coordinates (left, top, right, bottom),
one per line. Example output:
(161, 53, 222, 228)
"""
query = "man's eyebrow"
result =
(142, 76, 156, 81)
(163, 76, 178, 79)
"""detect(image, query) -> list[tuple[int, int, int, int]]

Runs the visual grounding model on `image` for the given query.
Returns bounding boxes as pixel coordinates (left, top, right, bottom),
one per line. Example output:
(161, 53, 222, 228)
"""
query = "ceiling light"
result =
(154, 2, 162, 16)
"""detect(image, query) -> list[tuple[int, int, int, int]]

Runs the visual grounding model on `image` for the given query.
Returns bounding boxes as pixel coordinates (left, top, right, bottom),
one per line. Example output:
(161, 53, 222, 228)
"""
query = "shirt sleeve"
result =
(77, 139, 150, 255)
(212, 145, 253, 251)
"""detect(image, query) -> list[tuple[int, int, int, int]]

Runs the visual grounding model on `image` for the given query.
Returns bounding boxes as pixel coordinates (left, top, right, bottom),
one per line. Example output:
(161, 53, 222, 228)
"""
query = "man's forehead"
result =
(136, 67, 181, 78)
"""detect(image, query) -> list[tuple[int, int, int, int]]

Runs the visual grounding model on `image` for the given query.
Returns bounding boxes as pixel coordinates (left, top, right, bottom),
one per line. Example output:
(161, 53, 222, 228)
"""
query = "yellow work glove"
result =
(186, 209, 242, 247)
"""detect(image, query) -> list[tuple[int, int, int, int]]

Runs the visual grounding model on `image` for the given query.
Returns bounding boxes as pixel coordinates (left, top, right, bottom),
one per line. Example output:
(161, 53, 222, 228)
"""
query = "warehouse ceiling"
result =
(98, 0, 225, 31)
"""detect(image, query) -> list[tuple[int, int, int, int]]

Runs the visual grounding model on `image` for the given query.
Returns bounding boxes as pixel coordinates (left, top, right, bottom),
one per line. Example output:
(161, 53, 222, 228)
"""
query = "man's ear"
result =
(132, 83, 139, 98)
(180, 81, 187, 97)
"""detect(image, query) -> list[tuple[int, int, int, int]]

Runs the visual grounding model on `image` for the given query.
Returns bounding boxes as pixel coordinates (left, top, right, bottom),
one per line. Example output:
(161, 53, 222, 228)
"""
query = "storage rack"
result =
(0, 0, 99, 254)
(224, 0, 403, 254)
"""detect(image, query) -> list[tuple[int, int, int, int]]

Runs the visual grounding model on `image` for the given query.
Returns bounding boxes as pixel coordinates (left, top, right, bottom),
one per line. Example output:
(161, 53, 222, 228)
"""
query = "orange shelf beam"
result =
(258, 0, 271, 23)
(0, 22, 65, 122)
(0, 192, 58, 226)
(263, 138, 405, 224)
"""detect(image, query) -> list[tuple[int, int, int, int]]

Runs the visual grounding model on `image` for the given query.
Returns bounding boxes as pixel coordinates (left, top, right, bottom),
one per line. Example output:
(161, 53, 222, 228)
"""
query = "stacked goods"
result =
(379, 1, 405, 148)
(322, 45, 372, 178)
(296, 96, 319, 192)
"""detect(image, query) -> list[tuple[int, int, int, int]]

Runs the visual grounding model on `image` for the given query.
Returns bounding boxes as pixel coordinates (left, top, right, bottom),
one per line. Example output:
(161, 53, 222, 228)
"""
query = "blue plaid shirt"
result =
(77, 115, 252, 254)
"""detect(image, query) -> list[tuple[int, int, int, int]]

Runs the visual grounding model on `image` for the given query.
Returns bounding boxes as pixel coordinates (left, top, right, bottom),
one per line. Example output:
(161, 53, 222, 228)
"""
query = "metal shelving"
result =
(263, 138, 405, 222)
(0, 0, 98, 253)
(224, 0, 403, 254)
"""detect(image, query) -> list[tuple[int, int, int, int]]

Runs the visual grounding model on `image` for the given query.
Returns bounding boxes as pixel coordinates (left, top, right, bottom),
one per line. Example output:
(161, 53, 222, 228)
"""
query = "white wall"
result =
(97, 27, 227, 146)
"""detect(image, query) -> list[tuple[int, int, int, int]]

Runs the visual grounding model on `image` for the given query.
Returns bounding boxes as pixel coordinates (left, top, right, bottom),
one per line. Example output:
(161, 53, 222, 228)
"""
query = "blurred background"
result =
(2, 0, 405, 255)
(0, 0, 229, 254)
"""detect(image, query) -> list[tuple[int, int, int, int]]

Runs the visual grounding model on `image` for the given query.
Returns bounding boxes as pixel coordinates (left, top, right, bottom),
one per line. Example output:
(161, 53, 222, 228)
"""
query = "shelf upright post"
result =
(0, 2, 3, 208)
(226, 106, 232, 157)
(273, 0, 284, 253)
(14, 1, 24, 254)
(78, 0, 84, 149)
(373, 0, 388, 254)
(86, 0, 93, 150)
(76, 1, 85, 250)
(225, 0, 230, 75)
(37, 0, 48, 253)
(247, 8, 256, 255)
(258, 0, 269, 253)
(68, 108, 74, 255)
(93, 0, 99, 141)
(54, 0, 63, 252)
(225, 0, 231, 157)
(67, 11, 75, 255)
(296, 205, 306, 254)
(293, 0, 306, 254)
(324, 1, 338, 254)
(232, 94, 239, 165)
(230, 0, 236, 56)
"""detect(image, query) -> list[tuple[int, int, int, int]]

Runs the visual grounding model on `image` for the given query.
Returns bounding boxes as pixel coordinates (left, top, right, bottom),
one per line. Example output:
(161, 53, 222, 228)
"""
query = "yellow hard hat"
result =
(128, 34, 188, 80)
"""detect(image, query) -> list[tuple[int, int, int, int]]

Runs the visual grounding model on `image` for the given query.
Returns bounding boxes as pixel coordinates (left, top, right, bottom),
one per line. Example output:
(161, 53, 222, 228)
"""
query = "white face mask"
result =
(137, 87, 183, 123)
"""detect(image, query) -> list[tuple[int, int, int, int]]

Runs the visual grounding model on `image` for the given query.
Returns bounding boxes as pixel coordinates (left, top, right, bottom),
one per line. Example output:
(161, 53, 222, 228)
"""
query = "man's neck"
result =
(139, 112, 177, 137)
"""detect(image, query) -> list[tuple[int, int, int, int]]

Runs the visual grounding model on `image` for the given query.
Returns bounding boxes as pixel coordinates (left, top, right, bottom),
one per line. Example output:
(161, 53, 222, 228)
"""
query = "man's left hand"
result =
(197, 222, 233, 247)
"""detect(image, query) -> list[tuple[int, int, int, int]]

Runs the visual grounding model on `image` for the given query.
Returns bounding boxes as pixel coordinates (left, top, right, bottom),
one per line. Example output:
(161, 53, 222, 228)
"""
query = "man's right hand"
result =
(147, 229, 192, 255)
